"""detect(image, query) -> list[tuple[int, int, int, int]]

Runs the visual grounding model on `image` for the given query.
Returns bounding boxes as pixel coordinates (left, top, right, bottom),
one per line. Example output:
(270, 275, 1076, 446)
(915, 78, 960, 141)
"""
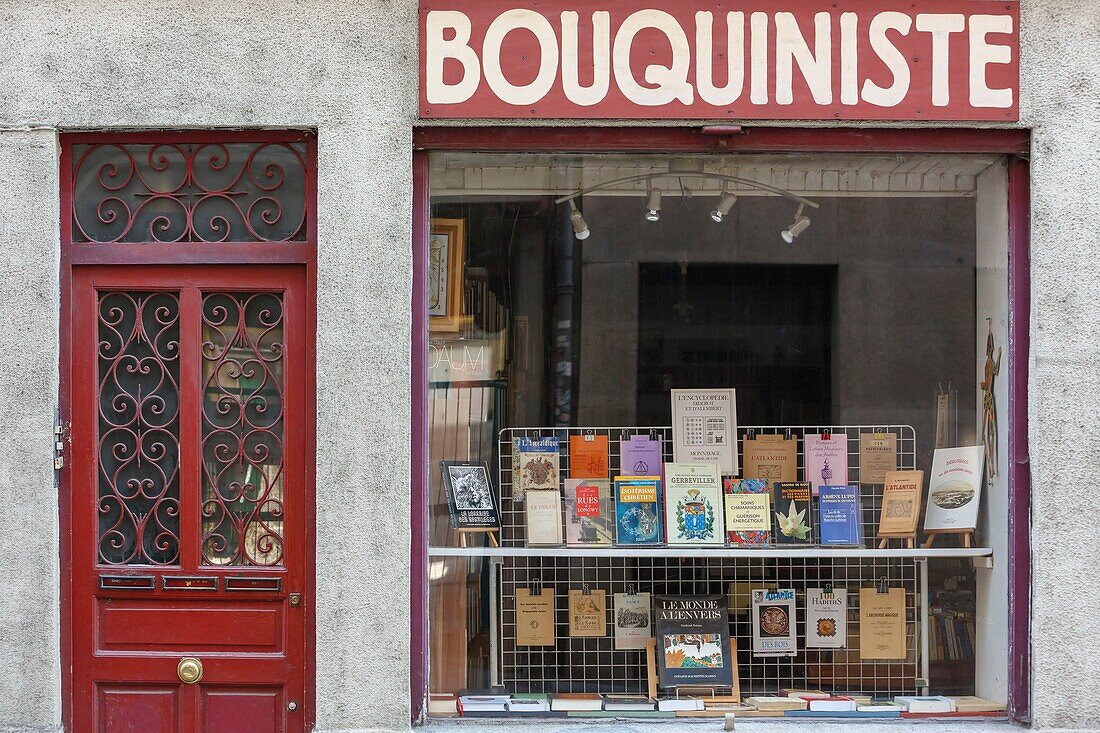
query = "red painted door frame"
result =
(59, 131, 318, 733)
(410, 125, 1032, 723)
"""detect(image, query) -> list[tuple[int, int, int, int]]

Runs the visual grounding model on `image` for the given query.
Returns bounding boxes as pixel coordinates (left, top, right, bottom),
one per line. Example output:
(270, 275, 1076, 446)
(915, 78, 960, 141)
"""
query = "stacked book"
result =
(440, 689, 1005, 721)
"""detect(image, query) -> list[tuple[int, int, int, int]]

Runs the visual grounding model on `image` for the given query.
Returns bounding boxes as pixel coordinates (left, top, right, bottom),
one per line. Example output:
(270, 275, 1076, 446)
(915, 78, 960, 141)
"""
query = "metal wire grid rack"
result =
(497, 425, 916, 548)
(492, 425, 923, 697)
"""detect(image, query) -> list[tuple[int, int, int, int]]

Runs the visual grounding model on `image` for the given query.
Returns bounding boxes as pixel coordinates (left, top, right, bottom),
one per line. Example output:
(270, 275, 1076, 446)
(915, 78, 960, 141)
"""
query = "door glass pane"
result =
(201, 292, 286, 566)
(97, 291, 181, 565)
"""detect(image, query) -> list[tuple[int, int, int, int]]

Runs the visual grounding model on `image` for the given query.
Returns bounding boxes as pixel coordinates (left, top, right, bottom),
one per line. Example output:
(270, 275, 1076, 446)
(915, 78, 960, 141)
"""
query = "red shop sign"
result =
(419, 1, 1019, 121)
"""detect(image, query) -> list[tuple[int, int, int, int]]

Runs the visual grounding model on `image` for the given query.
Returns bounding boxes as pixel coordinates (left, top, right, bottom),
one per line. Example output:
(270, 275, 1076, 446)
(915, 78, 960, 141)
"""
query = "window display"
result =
(426, 151, 1011, 720)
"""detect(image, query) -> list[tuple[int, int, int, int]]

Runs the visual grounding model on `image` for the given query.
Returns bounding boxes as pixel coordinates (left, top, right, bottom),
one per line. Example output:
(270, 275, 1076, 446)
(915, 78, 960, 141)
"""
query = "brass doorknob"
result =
(177, 657, 203, 684)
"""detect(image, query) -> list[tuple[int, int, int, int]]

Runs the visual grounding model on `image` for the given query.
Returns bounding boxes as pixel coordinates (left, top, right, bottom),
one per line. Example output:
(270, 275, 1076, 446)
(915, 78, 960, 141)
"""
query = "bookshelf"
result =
(444, 424, 980, 700)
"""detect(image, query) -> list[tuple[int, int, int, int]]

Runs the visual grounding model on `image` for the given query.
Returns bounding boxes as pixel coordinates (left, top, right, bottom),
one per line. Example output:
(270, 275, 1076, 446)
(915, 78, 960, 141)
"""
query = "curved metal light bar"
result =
(554, 172, 821, 209)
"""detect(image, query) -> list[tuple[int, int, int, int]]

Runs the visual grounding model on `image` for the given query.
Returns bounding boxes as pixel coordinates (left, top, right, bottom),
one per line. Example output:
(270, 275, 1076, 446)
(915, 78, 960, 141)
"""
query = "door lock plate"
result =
(177, 657, 203, 684)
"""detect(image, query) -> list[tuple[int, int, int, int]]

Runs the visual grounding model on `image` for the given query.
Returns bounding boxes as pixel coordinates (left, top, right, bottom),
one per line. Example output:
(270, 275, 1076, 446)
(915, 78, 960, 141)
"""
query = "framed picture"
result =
(429, 218, 466, 332)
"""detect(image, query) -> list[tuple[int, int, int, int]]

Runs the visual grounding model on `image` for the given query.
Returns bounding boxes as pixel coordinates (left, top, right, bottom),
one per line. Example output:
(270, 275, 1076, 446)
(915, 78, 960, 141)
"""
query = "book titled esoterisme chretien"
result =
(614, 475, 662, 545)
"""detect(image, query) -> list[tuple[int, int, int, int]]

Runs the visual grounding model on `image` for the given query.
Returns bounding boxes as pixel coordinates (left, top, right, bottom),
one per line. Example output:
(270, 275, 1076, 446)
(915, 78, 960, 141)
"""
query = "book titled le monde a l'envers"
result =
(654, 594, 734, 690)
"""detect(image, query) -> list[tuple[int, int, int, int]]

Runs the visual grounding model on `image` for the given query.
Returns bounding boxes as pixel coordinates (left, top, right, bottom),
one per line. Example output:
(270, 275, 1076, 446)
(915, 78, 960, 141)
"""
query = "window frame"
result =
(410, 126, 1032, 724)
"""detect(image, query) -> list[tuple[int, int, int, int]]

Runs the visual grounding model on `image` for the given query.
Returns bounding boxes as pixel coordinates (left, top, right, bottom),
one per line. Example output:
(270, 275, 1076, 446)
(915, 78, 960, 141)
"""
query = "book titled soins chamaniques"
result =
(723, 478, 770, 545)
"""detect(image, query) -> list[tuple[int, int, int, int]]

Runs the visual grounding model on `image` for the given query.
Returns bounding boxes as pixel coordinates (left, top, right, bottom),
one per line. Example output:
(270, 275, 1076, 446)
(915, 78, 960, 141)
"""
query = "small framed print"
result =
(429, 217, 466, 332)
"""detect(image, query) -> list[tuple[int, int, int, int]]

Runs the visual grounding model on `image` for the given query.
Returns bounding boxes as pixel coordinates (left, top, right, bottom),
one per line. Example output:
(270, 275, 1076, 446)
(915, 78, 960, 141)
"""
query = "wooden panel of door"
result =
(67, 265, 311, 733)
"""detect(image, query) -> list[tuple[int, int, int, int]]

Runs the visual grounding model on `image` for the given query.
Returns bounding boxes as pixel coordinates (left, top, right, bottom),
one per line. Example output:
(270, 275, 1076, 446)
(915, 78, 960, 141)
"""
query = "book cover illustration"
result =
(804, 433, 848, 497)
(805, 588, 848, 648)
(664, 462, 724, 545)
(859, 587, 907, 659)
(614, 592, 652, 650)
(568, 588, 607, 637)
(772, 481, 814, 544)
(742, 434, 797, 482)
(752, 588, 798, 656)
(564, 478, 613, 546)
(859, 433, 897, 484)
(723, 478, 770, 545)
(879, 470, 925, 536)
(569, 434, 609, 479)
(924, 446, 985, 531)
(614, 476, 663, 545)
(620, 434, 664, 476)
(517, 436, 561, 500)
(524, 489, 563, 546)
(670, 389, 738, 475)
(817, 485, 863, 546)
(440, 461, 500, 530)
(515, 587, 556, 646)
(654, 594, 734, 689)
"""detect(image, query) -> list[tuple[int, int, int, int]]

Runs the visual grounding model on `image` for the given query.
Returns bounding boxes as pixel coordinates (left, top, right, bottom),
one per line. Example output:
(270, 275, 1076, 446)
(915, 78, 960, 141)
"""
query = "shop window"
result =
(425, 152, 1012, 720)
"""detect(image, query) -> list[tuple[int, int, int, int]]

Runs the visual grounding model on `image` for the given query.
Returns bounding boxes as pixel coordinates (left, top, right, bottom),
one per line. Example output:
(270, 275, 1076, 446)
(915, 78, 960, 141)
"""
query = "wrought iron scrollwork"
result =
(201, 292, 286, 566)
(97, 291, 181, 565)
(72, 142, 308, 243)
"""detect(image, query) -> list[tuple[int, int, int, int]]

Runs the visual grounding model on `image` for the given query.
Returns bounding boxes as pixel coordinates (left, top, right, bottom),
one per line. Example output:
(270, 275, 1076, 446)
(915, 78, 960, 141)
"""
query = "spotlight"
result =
(644, 188, 662, 222)
(781, 205, 811, 243)
(710, 192, 738, 222)
(569, 201, 590, 240)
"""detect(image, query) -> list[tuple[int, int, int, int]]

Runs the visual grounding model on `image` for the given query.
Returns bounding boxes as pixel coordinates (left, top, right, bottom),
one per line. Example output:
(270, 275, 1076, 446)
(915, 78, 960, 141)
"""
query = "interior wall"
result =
(577, 194, 977, 469)
(974, 162, 1011, 705)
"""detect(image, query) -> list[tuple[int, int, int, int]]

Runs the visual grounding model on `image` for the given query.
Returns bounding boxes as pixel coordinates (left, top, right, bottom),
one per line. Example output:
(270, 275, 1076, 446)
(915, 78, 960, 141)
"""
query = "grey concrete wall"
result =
(1020, 2, 1100, 729)
(0, 0, 1093, 731)
(0, 130, 61, 733)
(0, 3, 420, 733)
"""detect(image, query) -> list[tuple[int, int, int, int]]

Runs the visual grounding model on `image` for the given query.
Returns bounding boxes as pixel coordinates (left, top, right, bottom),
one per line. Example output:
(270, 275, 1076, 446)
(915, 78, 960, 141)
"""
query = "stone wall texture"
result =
(0, 1, 1093, 731)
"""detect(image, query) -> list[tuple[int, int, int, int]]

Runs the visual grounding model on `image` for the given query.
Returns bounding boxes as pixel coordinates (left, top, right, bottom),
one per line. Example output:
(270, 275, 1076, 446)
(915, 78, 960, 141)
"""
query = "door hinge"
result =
(53, 409, 66, 479)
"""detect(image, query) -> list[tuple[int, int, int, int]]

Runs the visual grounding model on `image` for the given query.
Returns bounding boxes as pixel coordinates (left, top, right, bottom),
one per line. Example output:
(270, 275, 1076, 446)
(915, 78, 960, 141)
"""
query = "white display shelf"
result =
(428, 545, 993, 559)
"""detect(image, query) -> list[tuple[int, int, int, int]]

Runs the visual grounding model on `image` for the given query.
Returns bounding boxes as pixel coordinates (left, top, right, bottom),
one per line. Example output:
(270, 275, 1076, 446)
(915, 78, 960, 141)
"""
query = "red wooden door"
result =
(68, 264, 311, 733)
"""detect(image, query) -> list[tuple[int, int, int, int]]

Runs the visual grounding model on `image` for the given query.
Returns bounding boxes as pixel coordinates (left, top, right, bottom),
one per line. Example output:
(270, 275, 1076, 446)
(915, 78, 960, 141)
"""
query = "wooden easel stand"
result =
(456, 528, 500, 548)
(922, 528, 974, 548)
(877, 532, 917, 549)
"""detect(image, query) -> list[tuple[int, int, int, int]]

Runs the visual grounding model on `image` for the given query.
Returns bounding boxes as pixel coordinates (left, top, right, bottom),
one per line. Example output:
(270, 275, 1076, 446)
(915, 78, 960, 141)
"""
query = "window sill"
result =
(422, 717, 1015, 731)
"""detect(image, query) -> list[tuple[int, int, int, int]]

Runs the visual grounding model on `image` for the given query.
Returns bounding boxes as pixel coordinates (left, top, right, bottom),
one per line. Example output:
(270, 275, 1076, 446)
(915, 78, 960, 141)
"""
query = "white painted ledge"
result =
(418, 718, 1014, 732)
(428, 546, 993, 560)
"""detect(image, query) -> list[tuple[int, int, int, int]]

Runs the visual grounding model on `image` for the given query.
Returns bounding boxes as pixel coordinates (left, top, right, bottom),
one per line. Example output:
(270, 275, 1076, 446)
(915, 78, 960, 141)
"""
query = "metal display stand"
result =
(426, 425, 993, 699)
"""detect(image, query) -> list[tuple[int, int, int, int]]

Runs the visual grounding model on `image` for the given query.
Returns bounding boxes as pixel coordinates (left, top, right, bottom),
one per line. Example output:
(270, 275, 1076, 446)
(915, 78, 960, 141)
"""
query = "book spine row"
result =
(930, 610, 975, 661)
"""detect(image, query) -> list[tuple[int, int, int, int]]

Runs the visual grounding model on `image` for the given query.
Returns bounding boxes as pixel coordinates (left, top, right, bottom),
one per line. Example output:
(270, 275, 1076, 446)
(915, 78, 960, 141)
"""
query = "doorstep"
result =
(424, 719, 1017, 732)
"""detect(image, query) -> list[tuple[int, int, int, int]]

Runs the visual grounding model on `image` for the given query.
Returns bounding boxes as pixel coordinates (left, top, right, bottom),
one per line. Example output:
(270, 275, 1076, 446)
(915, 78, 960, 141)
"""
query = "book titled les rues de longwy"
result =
(655, 594, 734, 690)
